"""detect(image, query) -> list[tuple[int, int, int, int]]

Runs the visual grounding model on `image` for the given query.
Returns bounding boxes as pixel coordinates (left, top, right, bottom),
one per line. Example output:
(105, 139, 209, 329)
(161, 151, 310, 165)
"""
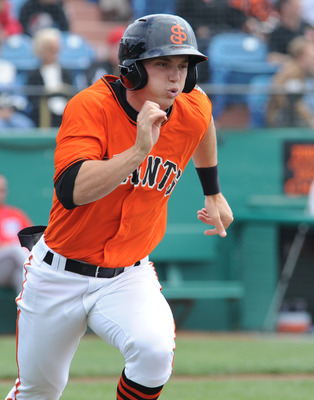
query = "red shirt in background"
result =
(0, 204, 32, 246)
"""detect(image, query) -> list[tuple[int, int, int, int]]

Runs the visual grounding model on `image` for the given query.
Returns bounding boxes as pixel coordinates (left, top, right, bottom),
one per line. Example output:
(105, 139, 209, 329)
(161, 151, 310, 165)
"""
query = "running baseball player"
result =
(6, 14, 233, 400)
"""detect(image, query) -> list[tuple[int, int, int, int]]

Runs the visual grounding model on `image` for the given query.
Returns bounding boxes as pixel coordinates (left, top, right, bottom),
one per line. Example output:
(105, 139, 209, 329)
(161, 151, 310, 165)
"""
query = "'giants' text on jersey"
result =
(121, 155, 182, 196)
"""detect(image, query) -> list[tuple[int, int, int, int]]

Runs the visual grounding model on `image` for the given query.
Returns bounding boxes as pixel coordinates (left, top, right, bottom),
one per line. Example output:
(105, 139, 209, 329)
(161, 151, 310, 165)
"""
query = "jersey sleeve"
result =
(191, 85, 213, 134)
(54, 89, 108, 182)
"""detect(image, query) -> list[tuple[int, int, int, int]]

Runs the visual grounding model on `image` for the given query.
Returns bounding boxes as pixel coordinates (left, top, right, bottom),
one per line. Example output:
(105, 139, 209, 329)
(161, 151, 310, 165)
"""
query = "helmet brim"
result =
(138, 45, 208, 64)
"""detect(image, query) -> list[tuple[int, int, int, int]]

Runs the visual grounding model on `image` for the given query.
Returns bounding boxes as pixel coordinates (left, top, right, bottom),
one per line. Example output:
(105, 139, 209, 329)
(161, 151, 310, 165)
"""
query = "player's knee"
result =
(125, 333, 175, 387)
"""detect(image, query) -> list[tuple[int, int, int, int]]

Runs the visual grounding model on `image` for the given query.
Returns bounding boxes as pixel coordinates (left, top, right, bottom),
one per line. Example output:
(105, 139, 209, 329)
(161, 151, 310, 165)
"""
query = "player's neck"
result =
(126, 90, 146, 112)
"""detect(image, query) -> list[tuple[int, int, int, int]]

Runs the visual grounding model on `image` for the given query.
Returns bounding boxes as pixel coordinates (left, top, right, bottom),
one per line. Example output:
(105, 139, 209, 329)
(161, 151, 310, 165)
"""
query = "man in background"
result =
(268, 0, 312, 64)
(267, 36, 314, 128)
(19, 0, 70, 37)
(0, 174, 32, 293)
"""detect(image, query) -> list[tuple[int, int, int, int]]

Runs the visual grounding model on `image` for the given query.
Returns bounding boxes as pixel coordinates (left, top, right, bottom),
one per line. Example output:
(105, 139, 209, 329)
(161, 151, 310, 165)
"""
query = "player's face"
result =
(132, 55, 189, 111)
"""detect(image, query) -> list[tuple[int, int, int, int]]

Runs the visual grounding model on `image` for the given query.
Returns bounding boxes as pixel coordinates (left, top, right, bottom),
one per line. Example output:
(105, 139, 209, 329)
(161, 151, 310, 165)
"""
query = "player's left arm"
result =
(192, 117, 233, 237)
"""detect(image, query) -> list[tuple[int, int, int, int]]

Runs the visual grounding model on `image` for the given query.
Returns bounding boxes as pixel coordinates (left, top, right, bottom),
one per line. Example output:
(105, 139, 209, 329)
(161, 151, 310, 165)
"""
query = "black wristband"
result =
(196, 165, 221, 196)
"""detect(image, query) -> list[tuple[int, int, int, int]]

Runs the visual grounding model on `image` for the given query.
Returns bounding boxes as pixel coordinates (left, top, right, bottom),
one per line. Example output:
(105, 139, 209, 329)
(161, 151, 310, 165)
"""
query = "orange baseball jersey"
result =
(44, 76, 212, 268)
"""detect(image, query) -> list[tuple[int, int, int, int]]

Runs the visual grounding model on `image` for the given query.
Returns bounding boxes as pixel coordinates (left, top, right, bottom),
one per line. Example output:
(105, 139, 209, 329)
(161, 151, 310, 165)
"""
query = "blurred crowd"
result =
(0, 0, 313, 130)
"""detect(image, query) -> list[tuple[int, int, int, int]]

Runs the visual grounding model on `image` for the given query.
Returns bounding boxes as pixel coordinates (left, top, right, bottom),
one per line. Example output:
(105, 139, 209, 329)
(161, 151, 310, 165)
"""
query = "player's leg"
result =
(117, 369, 164, 400)
(5, 253, 88, 400)
(87, 260, 175, 400)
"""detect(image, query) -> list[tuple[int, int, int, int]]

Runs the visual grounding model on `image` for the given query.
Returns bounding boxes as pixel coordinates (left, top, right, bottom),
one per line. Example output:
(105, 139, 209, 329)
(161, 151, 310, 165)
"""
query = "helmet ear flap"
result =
(183, 64, 197, 93)
(119, 61, 148, 91)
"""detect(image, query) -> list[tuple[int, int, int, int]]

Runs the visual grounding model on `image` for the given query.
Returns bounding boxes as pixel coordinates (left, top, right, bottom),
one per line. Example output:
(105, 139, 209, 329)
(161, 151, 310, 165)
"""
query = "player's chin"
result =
(159, 97, 177, 110)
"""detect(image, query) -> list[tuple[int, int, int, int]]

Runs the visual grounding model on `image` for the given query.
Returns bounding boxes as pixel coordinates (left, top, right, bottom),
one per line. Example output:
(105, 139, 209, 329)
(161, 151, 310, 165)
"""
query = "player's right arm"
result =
(72, 101, 166, 206)
(192, 117, 233, 237)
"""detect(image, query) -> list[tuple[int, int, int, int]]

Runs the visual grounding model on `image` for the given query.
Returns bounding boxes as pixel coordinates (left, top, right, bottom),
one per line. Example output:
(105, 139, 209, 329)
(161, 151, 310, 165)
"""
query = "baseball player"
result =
(6, 14, 233, 400)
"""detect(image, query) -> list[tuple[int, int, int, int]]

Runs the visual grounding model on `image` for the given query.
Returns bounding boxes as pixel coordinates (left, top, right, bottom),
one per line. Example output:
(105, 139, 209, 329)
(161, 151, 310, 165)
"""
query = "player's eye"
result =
(156, 61, 167, 67)
(180, 64, 188, 70)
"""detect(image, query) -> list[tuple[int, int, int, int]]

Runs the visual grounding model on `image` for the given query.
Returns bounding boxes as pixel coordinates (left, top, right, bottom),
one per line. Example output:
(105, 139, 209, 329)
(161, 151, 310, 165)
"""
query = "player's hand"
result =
(197, 193, 233, 237)
(136, 101, 167, 156)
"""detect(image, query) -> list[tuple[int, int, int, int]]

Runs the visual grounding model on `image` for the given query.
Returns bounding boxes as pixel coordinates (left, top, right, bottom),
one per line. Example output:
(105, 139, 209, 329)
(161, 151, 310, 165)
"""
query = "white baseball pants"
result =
(6, 236, 176, 400)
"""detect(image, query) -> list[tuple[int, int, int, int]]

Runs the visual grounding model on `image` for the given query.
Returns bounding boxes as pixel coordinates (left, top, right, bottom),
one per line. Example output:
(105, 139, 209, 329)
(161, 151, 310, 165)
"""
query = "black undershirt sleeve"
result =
(55, 160, 85, 210)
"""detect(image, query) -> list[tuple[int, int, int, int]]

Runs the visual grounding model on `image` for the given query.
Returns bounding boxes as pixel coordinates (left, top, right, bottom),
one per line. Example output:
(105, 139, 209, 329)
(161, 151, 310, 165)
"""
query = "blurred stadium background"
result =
(1, 0, 314, 335)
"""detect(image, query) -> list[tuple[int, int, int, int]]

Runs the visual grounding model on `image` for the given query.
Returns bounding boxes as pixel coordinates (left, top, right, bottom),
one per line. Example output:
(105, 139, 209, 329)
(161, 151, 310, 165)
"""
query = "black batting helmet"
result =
(118, 14, 208, 93)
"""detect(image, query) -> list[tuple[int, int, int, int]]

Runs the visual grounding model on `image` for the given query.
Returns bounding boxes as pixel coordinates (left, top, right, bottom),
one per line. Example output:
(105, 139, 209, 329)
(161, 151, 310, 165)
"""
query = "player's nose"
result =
(168, 66, 181, 82)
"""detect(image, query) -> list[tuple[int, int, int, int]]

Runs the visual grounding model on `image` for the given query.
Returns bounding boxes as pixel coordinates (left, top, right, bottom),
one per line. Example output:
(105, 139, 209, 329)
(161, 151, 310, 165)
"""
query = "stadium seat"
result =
(58, 32, 96, 88)
(59, 32, 96, 73)
(304, 78, 314, 113)
(9, 0, 27, 17)
(207, 32, 278, 118)
(130, 0, 175, 19)
(0, 34, 39, 83)
(247, 75, 272, 128)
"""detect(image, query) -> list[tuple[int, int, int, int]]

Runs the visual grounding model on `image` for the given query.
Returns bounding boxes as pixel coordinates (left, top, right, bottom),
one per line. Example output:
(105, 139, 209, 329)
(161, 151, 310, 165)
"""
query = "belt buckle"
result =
(95, 266, 100, 278)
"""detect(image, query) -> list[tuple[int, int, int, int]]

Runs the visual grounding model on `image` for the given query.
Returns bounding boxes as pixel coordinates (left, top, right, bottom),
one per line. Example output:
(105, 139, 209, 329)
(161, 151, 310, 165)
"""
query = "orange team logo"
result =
(170, 24, 187, 44)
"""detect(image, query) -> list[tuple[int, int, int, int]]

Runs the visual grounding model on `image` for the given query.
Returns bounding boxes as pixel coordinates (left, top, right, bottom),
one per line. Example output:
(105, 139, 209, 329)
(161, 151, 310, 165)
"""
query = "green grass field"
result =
(1, 332, 314, 399)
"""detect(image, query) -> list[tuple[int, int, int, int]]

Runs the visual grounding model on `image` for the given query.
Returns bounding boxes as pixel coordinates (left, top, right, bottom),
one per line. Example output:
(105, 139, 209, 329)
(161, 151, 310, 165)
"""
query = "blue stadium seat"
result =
(304, 78, 314, 113)
(247, 75, 272, 128)
(9, 0, 27, 17)
(0, 34, 39, 83)
(59, 32, 96, 88)
(207, 32, 278, 118)
(59, 32, 96, 72)
(130, 0, 175, 19)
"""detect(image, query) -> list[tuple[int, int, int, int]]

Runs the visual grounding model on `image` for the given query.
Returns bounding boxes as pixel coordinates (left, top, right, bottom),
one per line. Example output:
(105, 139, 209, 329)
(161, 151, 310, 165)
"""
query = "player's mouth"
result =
(167, 88, 179, 97)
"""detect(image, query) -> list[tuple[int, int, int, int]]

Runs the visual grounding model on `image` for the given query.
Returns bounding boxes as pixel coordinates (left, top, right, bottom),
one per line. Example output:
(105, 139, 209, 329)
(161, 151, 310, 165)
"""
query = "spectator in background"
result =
(266, 36, 314, 128)
(0, 174, 32, 294)
(27, 27, 73, 127)
(0, 56, 34, 129)
(19, 0, 70, 37)
(175, 0, 274, 82)
(175, 0, 235, 83)
(229, 0, 276, 22)
(228, 0, 279, 40)
(175, 0, 241, 43)
(0, 0, 23, 41)
(85, 25, 125, 86)
(0, 91, 35, 130)
(267, 0, 312, 64)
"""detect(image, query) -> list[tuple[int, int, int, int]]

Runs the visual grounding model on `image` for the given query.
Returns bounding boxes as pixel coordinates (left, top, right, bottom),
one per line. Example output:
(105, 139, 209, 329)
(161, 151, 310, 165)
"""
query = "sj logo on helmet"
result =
(170, 24, 187, 44)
